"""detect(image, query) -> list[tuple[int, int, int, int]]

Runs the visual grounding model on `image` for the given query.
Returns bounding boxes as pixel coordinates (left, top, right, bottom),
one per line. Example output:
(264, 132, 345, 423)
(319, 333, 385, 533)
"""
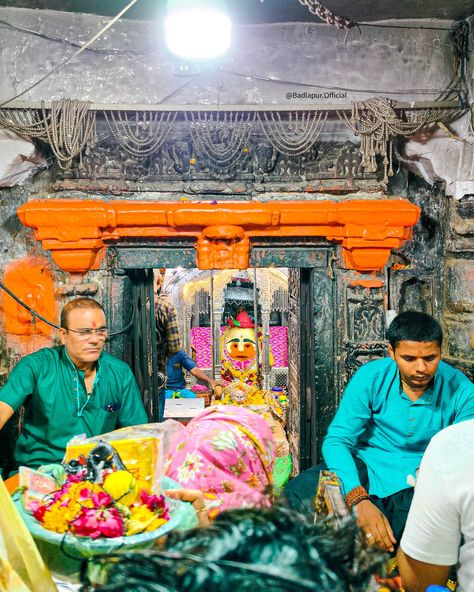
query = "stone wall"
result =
(444, 197, 474, 380)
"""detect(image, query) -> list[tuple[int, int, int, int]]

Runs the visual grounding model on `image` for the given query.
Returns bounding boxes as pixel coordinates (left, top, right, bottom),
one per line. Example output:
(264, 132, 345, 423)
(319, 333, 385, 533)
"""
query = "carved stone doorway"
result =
(112, 243, 335, 470)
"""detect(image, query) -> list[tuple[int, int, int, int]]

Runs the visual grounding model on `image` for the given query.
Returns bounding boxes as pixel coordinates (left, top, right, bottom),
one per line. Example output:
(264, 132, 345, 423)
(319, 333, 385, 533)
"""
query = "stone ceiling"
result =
(0, 0, 472, 22)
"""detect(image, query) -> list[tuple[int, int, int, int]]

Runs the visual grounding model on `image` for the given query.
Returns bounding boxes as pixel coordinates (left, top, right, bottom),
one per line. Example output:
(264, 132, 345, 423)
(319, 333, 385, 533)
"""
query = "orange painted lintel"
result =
(17, 199, 421, 273)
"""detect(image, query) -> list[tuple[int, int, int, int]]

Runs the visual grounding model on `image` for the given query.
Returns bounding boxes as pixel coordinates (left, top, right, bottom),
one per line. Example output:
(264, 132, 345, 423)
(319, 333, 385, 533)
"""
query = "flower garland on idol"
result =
(30, 443, 169, 539)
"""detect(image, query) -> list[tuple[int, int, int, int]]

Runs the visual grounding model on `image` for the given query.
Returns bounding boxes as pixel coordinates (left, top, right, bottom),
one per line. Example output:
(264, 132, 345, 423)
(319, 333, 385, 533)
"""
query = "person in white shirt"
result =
(397, 418, 474, 591)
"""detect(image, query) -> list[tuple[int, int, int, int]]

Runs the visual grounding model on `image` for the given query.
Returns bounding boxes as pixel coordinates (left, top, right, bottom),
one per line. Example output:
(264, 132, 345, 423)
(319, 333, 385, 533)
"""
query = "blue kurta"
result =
(166, 350, 196, 390)
(322, 358, 474, 498)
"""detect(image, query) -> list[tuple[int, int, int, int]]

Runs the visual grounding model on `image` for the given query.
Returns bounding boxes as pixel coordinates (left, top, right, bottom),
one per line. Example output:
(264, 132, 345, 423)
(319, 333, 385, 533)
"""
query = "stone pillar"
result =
(261, 305, 271, 389)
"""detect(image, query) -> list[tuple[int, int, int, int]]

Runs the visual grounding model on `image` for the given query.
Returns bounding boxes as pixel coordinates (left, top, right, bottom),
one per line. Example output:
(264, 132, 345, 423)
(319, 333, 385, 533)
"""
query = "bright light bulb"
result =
(165, 7, 232, 60)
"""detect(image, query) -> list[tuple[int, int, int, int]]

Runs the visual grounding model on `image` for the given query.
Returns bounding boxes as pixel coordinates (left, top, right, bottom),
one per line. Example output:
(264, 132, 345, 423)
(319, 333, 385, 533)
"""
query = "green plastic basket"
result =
(15, 476, 198, 581)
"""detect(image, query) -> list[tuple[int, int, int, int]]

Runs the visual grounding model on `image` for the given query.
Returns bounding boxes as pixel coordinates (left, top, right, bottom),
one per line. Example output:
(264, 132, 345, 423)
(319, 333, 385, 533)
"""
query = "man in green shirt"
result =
(0, 298, 148, 471)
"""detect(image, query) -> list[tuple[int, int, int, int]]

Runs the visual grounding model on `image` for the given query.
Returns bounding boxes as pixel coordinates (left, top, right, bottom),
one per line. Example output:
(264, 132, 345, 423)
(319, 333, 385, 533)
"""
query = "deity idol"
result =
(220, 311, 272, 387)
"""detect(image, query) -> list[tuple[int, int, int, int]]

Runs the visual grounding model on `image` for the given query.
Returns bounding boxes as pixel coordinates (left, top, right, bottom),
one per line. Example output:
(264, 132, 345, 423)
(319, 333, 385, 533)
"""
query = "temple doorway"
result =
(121, 244, 336, 473)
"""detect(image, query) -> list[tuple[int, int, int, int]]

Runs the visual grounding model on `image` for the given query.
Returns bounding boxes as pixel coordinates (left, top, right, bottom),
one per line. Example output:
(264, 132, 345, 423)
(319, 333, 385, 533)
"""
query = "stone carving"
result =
(346, 284, 385, 342)
(167, 140, 193, 175)
(287, 269, 301, 475)
(64, 116, 376, 184)
(335, 141, 364, 178)
(399, 277, 432, 314)
(253, 142, 278, 174)
(344, 341, 388, 380)
(197, 225, 250, 270)
(352, 302, 385, 341)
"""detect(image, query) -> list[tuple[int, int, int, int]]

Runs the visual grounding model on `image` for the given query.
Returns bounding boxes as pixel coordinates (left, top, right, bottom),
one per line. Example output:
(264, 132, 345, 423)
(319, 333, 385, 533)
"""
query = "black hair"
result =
(80, 505, 386, 592)
(386, 310, 443, 349)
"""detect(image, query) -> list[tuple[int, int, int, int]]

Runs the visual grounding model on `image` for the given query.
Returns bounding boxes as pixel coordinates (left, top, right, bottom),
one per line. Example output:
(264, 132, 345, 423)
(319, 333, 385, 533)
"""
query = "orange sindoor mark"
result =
(1, 256, 57, 336)
(17, 199, 420, 273)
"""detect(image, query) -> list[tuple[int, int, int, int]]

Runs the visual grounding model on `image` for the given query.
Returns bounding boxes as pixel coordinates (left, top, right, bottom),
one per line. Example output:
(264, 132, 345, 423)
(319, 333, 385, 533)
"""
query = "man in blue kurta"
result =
(0, 298, 148, 471)
(284, 310, 474, 552)
(165, 349, 219, 399)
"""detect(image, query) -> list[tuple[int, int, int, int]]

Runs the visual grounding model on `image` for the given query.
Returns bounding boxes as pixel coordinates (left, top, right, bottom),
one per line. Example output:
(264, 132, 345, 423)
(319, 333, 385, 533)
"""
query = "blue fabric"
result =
(166, 350, 196, 390)
(165, 388, 197, 399)
(322, 358, 474, 498)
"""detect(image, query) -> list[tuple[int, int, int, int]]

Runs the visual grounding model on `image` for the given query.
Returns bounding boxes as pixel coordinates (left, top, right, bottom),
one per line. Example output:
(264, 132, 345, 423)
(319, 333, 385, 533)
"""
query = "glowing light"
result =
(165, 1, 231, 60)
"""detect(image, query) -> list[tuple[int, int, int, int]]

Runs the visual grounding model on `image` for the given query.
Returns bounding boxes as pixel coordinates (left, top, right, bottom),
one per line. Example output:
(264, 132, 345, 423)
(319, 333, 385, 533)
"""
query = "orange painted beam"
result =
(17, 199, 420, 273)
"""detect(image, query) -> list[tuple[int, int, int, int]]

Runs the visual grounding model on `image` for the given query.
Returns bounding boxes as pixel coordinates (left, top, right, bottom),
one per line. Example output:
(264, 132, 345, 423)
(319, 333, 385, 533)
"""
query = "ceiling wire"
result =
(216, 67, 460, 97)
(357, 22, 455, 31)
(0, 18, 156, 54)
(0, 0, 141, 108)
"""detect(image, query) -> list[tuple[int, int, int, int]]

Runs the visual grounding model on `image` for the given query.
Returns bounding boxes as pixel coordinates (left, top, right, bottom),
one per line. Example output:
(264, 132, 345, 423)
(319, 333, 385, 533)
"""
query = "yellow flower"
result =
(42, 503, 72, 533)
(125, 506, 167, 536)
(103, 471, 138, 506)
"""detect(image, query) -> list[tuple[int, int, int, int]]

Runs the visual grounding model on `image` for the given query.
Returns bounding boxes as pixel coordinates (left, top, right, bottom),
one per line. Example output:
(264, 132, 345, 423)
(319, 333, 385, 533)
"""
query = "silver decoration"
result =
(258, 110, 328, 156)
(185, 111, 256, 167)
(104, 110, 177, 158)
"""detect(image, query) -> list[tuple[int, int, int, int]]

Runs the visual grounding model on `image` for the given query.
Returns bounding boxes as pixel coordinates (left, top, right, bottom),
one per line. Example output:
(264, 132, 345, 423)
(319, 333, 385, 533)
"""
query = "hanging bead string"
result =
(0, 103, 464, 177)
(258, 110, 328, 156)
(406, 107, 465, 127)
(104, 110, 177, 157)
(297, 0, 356, 30)
(185, 111, 256, 167)
(337, 97, 433, 186)
(0, 108, 51, 140)
(42, 99, 96, 169)
(194, 112, 250, 158)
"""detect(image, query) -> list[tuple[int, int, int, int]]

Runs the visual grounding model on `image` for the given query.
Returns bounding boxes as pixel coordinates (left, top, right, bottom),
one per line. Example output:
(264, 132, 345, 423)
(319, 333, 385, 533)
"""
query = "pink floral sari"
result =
(165, 405, 275, 514)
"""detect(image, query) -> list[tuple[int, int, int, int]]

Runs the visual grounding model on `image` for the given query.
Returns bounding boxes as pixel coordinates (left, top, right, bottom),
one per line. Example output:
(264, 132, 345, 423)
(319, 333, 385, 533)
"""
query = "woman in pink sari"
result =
(165, 405, 275, 517)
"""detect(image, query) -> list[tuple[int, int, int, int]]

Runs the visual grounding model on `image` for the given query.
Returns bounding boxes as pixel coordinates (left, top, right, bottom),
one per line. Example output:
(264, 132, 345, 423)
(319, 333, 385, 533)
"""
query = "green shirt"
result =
(0, 346, 148, 469)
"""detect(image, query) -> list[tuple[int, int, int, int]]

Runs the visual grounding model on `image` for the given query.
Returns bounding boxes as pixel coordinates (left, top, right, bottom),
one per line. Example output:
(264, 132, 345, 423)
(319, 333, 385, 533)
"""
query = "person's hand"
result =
(354, 499, 396, 552)
(164, 488, 210, 526)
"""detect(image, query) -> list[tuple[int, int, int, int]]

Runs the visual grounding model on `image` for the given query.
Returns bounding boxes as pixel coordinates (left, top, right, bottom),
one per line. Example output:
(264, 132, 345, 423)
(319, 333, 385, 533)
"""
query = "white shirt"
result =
(400, 418, 474, 591)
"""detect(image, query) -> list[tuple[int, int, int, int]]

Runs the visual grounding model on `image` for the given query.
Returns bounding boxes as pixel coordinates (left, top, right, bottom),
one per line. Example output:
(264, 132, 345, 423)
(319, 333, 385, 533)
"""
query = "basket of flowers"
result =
(15, 442, 197, 579)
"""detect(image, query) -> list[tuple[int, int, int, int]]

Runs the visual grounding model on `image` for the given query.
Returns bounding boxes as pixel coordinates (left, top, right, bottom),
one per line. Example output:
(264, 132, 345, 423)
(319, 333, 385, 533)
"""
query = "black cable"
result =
(108, 306, 135, 338)
(0, 280, 60, 329)
(216, 67, 461, 97)
(358, 22, 454, 31)
(0, 280, 135, 337)
(0, 18, 156, 55)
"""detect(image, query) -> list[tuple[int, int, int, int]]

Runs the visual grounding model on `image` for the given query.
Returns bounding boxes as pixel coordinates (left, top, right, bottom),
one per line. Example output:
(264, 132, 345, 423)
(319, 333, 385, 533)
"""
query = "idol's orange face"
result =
(225, 328, 257, 361)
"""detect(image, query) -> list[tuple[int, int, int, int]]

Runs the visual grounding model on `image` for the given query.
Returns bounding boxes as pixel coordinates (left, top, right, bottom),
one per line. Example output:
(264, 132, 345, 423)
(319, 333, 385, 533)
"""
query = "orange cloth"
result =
(5, 473, 19, 494)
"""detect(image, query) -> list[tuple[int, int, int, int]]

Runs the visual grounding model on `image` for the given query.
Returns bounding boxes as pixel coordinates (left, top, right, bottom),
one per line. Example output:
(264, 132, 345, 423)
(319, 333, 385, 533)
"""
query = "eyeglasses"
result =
(65, 327, 108, 339)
